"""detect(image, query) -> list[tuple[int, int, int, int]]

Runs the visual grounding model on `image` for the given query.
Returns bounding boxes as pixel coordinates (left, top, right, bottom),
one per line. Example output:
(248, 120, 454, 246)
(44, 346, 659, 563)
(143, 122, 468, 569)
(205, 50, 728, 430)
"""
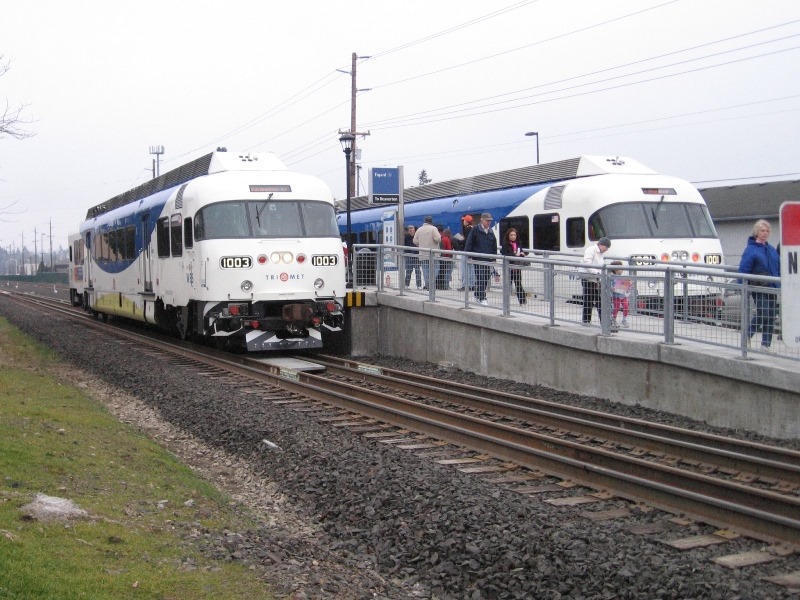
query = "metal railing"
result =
(350, 244, 796, 362)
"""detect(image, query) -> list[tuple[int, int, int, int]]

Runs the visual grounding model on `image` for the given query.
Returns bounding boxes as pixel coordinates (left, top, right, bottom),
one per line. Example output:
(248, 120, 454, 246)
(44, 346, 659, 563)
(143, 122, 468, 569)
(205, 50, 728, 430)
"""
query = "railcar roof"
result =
(340, 155, 656, 212)
(84, 151, 288, 219)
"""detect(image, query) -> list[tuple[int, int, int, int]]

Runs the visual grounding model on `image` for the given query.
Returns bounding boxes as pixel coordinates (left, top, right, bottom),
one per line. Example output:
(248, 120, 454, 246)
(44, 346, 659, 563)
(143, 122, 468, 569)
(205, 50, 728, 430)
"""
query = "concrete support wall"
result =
(349, 292, 800, 440)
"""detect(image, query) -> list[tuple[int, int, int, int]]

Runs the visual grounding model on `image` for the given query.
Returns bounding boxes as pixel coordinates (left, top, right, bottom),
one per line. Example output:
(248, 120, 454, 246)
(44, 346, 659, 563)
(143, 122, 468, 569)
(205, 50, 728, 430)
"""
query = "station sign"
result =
(780, 202, 800, 347)
(369, 167, 404, 204)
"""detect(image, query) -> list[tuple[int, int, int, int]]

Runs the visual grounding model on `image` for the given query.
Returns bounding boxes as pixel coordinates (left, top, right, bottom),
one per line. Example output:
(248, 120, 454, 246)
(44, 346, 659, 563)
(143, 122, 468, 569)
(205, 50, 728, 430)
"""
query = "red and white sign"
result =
(780, 202, 800, 347)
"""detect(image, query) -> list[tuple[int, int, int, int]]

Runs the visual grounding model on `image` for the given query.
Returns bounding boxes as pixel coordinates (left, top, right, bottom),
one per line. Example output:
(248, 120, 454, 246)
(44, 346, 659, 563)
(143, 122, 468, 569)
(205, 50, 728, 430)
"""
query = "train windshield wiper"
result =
(255, 193, 274, 227)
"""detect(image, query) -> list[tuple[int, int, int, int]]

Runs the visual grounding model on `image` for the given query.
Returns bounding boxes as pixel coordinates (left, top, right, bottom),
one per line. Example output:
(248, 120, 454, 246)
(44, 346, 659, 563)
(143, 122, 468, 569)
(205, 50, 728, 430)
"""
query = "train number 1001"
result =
(220, 256, 253, 269)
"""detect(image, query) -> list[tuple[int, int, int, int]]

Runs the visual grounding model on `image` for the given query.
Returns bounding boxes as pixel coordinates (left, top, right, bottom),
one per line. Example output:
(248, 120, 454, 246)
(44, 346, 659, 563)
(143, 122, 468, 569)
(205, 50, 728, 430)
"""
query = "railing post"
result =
(600, 266, 612, 335)
(663, 269, 675, 344)
(502, 257, 511, 316)
(377, 245, 385, 291)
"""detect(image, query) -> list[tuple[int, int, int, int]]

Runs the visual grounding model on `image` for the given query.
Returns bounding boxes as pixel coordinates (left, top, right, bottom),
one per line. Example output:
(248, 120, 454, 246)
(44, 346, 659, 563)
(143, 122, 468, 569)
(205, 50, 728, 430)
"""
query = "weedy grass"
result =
(0, 318, 277, 599)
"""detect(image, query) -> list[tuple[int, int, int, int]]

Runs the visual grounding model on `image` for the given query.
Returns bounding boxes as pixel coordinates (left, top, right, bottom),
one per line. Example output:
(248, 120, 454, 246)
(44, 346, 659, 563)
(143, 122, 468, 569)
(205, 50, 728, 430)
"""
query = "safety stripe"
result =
(346, 291, 366, 307)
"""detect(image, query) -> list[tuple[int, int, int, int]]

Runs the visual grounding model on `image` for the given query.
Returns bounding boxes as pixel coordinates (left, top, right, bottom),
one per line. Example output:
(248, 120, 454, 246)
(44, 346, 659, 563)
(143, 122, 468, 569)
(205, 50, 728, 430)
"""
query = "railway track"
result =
(6, 289, 800, 550)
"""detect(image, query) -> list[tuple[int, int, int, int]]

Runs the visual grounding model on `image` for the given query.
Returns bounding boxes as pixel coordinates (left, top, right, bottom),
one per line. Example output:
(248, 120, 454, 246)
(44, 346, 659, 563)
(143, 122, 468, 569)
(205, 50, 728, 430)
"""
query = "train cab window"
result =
(566, 217, 585, 247)
(196, 202, 250, 239)
(156, 217, 170, 258)
(170, 214, 182, 257)
(532, 214, 560, 252)
(300, 201, 340, 237)
(184, 218, 194, 249)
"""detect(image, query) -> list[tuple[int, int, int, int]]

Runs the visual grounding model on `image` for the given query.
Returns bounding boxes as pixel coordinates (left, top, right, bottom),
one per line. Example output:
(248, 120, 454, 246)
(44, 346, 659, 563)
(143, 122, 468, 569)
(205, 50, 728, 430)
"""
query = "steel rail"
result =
(315, 355, 800, 477)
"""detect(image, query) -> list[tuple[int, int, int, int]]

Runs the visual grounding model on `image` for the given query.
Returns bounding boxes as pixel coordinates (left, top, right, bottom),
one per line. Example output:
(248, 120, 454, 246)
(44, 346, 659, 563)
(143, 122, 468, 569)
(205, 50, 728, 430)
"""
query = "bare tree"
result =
(418, 169, 432, 186)
(1, 56, 35, 141)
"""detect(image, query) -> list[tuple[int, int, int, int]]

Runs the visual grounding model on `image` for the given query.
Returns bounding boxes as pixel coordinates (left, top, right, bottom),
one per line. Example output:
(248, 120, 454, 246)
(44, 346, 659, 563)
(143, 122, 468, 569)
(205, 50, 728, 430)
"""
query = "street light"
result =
(339, 133, 356, 286)
(525, 131, 539, 165)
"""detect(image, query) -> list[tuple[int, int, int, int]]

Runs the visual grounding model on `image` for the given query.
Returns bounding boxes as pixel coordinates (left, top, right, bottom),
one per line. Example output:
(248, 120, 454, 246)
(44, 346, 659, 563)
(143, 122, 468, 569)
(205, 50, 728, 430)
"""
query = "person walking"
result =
(580, 237, 611, 324)
(464, 213, 498, 306)
(403, 225, 422, 288)
(413, 216, 441, 289)
(738, 219, 780, 351)
(500, 228, 528, 304)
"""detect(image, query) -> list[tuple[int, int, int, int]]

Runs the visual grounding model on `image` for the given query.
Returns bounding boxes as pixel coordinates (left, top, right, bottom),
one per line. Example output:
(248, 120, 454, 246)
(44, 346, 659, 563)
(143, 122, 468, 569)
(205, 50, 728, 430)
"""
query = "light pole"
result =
(525, 131, 539, 165)
(339, 133, 355, 286)
(149, 145, 165, 178)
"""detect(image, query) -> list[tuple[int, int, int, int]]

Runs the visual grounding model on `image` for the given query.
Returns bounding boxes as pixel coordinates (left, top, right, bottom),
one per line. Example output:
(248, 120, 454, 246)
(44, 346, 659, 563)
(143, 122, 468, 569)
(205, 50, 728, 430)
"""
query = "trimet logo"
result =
(265, 273, 306, 281)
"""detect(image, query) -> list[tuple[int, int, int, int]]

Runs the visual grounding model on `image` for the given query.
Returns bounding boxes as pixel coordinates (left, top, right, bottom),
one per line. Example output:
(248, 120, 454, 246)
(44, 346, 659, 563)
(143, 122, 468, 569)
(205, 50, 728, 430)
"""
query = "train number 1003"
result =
(220, 256, 253, 269)
(311, 254, 339, 266)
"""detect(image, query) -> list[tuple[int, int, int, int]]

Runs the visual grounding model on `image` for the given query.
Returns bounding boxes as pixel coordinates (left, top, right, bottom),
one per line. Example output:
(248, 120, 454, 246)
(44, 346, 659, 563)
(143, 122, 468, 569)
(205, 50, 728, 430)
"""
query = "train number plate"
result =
(220, 256, 252, 269)
(704, 254, 723, 265)
(629, 255, 656, 266)
(311, 254, 339, 266)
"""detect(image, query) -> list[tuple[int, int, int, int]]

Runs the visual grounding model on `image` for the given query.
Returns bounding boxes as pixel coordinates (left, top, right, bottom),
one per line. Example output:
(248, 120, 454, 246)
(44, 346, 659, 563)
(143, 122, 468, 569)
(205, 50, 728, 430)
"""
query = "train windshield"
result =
(195, 200, 339, 240)
(588, 202, 718, 240)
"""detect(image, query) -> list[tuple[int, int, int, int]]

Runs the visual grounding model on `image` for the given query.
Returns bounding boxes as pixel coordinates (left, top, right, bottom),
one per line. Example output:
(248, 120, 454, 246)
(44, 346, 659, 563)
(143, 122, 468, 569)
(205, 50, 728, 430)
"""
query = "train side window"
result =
(184, 218, 193, 249)
(566, 217, 585, 247)
(499, 216, 530, 248)
(157, 217, 170, 258)
(170, 213, 182, 257)
(124, 225, 136, 260)
(532, 213, 560, 251)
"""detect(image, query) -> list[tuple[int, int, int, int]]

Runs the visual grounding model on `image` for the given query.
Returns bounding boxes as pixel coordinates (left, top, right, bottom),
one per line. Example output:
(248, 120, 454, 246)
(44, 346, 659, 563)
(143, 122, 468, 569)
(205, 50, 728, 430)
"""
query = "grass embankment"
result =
(0, 318, 275, 599)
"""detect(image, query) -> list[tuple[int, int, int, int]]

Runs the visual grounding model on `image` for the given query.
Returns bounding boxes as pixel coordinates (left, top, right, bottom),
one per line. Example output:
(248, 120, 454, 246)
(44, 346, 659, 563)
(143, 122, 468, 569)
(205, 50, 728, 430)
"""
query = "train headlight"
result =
(241, 280, 253, 292)
(314, 278, 324, 290)
(281, 252, 293, 263)
(672, 250, 689, 262)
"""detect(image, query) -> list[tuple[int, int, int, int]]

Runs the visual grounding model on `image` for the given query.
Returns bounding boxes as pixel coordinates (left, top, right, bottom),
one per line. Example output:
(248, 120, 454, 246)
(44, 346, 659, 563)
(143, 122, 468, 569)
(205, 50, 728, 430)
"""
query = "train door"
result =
(141, 214, 153, 292)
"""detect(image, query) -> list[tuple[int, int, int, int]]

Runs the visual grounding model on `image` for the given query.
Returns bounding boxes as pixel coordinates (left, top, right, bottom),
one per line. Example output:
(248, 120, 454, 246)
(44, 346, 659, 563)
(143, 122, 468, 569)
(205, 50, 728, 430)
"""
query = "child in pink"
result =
(610, 261, 632, 328)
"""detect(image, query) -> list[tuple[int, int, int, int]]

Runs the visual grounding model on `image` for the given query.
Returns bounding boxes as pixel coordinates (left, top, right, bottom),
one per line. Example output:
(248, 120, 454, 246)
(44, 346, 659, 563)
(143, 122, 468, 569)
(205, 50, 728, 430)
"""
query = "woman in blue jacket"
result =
(738, 219, 781, 351)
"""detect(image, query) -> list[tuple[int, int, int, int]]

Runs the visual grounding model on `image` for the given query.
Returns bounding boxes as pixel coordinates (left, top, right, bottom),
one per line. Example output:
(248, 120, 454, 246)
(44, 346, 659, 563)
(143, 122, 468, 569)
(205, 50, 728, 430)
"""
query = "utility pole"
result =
(338, 52, 370, 197)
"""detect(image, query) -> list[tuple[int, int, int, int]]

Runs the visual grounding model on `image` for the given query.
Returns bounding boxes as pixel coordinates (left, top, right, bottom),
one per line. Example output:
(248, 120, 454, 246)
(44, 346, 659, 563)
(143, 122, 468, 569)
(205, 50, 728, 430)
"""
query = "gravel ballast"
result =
(2, 293, 799, 599)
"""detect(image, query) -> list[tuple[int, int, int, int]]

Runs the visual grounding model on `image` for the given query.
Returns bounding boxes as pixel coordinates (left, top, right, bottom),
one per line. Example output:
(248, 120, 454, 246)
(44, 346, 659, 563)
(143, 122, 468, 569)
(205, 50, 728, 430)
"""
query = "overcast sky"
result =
(1, 0, 799, 253)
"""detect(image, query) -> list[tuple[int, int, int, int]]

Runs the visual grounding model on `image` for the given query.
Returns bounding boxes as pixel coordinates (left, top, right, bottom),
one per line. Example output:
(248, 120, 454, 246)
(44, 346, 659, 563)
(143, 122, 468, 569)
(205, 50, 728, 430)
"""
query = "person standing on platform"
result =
(580, 237, 611, 325)
(500, 228, 528, 304)
(437, 227, 454, 289)
(458, 215, 476, 291)
(464, 212, 498, 306)
(609, 260, 632, 329)
(413, 215, 441, 290)
(403, 225, 422, 289)
(738, 219, 781, 352)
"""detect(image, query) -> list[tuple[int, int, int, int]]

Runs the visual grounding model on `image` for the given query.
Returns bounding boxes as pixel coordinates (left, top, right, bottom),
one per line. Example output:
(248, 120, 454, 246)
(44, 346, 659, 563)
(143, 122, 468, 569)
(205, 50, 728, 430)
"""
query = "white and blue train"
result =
(69, 150, 346, 352)
(341, 156, 724, 306)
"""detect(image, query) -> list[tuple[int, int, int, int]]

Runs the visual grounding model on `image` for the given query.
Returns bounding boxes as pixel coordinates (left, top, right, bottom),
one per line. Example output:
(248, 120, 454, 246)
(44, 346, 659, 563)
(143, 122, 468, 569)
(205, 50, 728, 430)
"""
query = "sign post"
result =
(780, 202, 800, 347)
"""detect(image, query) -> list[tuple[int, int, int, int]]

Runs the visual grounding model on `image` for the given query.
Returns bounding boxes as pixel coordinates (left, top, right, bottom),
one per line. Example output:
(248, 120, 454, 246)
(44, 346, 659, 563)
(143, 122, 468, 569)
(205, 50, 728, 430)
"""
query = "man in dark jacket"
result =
(464, 212, 497, 305)
(738, 219, 780, 351)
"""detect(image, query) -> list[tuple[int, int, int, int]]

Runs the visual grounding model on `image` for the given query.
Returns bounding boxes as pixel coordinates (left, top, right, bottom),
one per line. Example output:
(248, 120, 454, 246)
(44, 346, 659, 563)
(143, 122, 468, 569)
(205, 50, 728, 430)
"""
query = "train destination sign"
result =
(780, 202, 799, 347)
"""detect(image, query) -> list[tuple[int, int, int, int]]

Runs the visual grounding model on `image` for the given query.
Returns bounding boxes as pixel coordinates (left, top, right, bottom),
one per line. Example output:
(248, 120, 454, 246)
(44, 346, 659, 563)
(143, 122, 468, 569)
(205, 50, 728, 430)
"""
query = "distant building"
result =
(699, 180, 800, 266)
